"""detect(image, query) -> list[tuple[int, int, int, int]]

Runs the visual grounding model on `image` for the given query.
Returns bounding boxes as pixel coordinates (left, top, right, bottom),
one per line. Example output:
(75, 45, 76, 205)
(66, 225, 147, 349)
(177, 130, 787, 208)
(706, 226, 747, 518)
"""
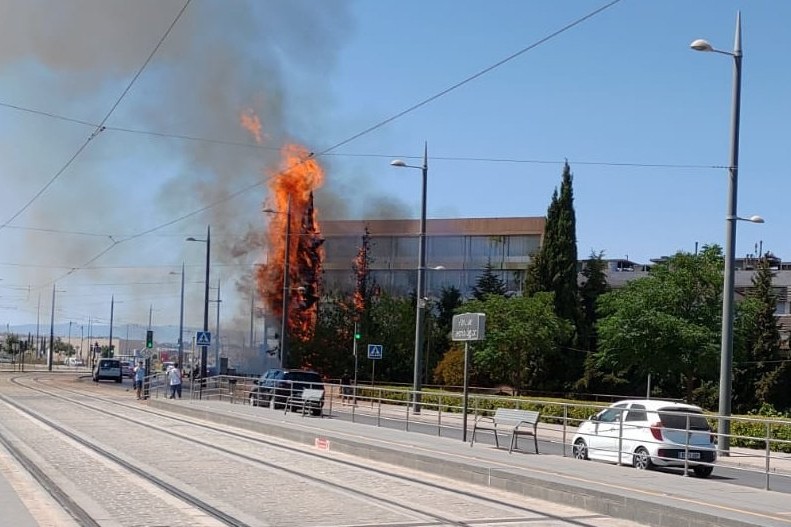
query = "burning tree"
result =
(254, 143, 325, 348)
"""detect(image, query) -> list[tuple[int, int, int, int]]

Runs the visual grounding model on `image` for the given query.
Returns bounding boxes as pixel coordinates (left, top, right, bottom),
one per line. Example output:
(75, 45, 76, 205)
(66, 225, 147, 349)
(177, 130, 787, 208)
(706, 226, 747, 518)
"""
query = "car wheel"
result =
(310, 408, 321, 417)
(572, 439, 588, 460)
(116, 376, 122, 383)
(249, 393, 257, 407)
(633, 447, 652, 470)
(692, 465, 713, 478)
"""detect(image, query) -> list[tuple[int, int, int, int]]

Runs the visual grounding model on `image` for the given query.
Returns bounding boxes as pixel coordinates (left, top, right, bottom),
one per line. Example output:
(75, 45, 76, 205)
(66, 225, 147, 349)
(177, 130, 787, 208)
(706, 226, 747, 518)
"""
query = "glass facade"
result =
(320, 218, 543, 298)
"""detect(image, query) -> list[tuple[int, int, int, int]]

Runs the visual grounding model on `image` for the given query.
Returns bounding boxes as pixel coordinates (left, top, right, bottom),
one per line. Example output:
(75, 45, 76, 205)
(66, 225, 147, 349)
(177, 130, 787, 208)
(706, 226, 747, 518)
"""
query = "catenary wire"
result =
(0, 101, 723, 171)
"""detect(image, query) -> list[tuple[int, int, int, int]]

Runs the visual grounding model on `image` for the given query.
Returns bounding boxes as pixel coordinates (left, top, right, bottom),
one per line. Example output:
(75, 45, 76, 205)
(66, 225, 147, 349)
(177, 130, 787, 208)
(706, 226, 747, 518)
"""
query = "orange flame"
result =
(240, 109, 325, 346)
(240, 108, 264, 144)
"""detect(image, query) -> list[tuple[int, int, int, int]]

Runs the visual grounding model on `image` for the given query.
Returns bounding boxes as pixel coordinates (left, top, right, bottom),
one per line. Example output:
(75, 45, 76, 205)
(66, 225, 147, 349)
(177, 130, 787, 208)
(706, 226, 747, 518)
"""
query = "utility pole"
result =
(214, 279, 221, 372)
(109, 295, 115, 357)
(35, 293, 41, 362)
(48, 284, 55, 371)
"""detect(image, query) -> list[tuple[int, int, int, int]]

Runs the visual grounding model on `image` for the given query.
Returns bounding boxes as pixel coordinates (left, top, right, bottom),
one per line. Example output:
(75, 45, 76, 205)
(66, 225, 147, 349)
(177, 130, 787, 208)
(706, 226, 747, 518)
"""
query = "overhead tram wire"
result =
(32, 0, 626, 287)
(0, 0, 192, 233)
(0, 100, 724, 171)
(0, 96, 726, 171)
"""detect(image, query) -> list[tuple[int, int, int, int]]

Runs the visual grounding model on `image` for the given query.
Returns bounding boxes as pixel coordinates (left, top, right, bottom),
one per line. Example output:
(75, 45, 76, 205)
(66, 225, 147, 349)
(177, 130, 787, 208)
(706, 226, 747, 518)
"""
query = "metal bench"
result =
(284, 388, 325, 417)
(470, 408, 540, 454)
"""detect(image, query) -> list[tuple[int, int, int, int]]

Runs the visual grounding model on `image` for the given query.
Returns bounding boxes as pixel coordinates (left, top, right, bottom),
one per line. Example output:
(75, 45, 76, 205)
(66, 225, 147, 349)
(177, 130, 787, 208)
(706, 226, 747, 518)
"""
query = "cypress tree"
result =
(523, 162, 582, 389)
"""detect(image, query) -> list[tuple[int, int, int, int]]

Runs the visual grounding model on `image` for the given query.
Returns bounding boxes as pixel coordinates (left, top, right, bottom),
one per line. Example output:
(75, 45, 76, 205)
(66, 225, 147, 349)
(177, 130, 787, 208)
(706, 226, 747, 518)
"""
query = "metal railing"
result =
(155, 375, 791, 490)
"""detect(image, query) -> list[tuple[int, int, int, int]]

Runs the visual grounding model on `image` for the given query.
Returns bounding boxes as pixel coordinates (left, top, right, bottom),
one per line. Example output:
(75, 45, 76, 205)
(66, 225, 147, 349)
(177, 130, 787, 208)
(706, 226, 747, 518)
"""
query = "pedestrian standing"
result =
(340, 370, 352, 404)
(168, 363, 183, 399)
(134, 361, 145, 400)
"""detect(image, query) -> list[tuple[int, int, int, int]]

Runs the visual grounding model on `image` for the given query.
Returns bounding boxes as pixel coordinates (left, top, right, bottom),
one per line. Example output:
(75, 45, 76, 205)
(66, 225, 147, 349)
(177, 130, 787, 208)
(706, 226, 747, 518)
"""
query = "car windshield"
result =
(284, 372, 322, 383)
(657, 408, 710, 431)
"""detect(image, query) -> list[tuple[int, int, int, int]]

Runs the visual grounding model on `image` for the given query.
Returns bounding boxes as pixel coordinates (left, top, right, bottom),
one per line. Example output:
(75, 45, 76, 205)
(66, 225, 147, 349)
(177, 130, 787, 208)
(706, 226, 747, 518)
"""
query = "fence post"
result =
(562, 405, 568, 457)
(765, 421, 771, 491)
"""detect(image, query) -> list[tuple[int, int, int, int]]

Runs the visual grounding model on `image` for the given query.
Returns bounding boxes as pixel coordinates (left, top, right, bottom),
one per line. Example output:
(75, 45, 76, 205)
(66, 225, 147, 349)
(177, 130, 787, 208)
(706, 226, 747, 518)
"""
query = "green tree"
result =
(735, 254, 789, 411)
(463, 293, 571, 394)
(595, 247, 725, 403)
(523, 162, 582, 389)
(576, 250, 610, 391)
(472, 261, 506, 301)
(427, 286, 463, 383)
(524, 162, 580, 323)
(364, 293, 417, 383)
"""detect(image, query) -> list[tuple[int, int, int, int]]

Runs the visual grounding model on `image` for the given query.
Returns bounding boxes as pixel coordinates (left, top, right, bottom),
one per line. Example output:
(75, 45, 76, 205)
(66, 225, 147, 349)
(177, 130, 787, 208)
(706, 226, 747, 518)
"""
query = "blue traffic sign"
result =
(196, 331, 212, 346)
(367, 344, 383, 359)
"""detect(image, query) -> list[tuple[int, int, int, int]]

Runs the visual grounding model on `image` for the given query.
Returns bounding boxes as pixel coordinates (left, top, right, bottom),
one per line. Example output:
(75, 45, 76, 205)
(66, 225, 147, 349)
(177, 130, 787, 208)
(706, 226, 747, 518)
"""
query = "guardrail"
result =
(160, 374, 791, 490)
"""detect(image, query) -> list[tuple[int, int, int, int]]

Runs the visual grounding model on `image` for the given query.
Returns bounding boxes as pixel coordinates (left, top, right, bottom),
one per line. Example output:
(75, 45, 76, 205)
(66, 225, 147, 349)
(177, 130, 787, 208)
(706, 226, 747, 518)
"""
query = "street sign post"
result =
(367, 344, 383, 386)
(367, 344, 383, 359)
(451, 313, 486, 341)
(196, 331, 212, 347)
(452, 313, 487, 442)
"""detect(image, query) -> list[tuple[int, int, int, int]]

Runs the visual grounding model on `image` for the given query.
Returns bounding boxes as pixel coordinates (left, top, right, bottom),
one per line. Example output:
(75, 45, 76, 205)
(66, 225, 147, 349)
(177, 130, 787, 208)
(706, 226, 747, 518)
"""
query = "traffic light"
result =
(354, 330, 361, 340)
(146, 330, 153, 349)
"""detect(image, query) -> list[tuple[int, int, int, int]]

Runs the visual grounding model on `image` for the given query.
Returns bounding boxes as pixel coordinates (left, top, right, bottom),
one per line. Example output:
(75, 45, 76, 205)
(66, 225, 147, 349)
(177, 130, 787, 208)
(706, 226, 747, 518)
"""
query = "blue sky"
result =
(1, 0, 789, 334)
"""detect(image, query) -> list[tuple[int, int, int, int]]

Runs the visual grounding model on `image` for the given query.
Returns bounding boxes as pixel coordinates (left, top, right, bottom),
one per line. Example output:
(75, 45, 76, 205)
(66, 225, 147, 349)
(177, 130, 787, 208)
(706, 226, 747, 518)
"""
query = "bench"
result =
(470, 408, 540, 454)
(284, 388, 325, 417)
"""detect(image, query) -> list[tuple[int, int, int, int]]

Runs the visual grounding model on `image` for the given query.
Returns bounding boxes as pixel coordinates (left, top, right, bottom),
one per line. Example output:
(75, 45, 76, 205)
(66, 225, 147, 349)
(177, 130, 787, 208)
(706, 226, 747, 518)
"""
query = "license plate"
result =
(679, 452, 701, 460)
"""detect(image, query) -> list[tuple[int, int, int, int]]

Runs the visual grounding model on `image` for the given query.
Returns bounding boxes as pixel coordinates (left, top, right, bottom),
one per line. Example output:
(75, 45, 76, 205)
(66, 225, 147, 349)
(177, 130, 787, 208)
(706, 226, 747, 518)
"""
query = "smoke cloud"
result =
(0, 0, 354, 338)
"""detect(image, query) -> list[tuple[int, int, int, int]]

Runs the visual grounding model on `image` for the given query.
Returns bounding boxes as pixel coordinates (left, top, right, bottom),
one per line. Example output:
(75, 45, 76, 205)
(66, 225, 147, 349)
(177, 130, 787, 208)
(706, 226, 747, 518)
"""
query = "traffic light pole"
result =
(352, 322, 359, 406)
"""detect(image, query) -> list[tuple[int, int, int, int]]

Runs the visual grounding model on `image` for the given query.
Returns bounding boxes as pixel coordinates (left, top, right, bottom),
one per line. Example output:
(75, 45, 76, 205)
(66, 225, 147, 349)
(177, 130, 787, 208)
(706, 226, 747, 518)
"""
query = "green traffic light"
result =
(354, 333, 361, 340)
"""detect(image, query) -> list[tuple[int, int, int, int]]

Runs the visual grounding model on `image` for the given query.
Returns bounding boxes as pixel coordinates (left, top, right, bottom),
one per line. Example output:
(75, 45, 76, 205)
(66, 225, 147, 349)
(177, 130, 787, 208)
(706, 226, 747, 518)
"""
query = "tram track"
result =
(4, 374, 632, 527)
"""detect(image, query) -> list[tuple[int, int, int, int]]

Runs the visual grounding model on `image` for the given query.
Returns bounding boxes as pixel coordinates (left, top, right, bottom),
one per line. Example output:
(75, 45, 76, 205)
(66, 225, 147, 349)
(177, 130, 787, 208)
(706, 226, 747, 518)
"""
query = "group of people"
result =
(132, 361, 183, 400)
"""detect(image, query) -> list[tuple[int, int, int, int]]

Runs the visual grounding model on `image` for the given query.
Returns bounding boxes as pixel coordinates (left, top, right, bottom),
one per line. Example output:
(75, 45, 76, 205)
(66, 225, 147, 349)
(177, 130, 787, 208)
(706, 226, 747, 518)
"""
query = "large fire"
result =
(241, 110, 325, 343)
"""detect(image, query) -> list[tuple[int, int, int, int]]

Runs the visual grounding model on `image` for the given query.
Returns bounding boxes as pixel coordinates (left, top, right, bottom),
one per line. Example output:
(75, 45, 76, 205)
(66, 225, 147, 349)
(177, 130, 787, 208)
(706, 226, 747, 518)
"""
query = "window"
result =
(597, 404, 627, 423)
(658, 409, 711, 431)
(625, 404, 648, 422)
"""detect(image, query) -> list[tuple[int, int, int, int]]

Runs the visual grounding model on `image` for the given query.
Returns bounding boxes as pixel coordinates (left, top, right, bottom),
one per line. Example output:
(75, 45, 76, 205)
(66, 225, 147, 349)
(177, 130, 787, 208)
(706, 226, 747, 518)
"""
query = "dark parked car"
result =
(249, 368, 324, 415)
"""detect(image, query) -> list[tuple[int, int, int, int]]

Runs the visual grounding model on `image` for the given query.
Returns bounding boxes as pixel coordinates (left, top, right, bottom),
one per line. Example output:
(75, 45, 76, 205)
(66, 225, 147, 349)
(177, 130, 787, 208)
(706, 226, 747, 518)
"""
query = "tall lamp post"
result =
(170, 263, 186, 367)
(264, 197, 292, 369)
(187, 225, 211, 398)
(691, 12, 763, 454)
(391, 142, 428, 413)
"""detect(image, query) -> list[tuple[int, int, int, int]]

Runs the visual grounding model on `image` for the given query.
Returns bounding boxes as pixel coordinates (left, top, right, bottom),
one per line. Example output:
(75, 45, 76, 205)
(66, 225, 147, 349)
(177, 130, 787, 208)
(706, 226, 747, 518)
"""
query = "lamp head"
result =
(186, 237, 197, 241)
(262, 207, 277, 214)
(748, 215, 765, 224)
(390, 159, 407, 167)
(690, 39, 714, 52)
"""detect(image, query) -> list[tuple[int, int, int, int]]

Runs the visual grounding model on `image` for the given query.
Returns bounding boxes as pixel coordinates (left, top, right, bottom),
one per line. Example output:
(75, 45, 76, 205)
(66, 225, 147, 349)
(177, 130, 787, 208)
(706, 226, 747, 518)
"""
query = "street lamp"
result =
(170, 263, 185, 367)
(691, 12, 754, 455)
(187, 225, 211, 398)
(264, 197, 292, 368)
(391, 142, 428, 413)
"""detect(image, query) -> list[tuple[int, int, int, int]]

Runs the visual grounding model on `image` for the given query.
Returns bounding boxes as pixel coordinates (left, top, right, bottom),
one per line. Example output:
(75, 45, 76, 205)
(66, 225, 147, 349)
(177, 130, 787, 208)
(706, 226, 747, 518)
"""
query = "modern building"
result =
(321, 217, 545, 299)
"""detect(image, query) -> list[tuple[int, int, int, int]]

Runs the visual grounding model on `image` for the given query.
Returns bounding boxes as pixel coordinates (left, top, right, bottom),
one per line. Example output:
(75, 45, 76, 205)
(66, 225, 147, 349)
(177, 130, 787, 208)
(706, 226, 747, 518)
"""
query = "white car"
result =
(571, 399, 716, 478)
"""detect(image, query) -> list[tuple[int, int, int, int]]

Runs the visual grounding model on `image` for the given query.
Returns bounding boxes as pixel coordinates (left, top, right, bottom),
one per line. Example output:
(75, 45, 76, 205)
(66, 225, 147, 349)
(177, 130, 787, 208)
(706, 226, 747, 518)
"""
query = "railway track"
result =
(0, 373, 643, 527)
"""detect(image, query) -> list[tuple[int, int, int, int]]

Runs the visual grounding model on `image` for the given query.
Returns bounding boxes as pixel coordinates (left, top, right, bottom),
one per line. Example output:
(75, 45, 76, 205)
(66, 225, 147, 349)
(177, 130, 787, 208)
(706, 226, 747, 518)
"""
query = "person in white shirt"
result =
(167, 363, 183, 399)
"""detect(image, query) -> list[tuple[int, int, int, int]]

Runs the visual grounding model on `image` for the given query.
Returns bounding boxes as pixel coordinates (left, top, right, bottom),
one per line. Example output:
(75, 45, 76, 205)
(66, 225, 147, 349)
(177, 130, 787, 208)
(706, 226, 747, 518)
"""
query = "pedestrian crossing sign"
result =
(196, 331, 212, 346)
(367, 344, 383, 359)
